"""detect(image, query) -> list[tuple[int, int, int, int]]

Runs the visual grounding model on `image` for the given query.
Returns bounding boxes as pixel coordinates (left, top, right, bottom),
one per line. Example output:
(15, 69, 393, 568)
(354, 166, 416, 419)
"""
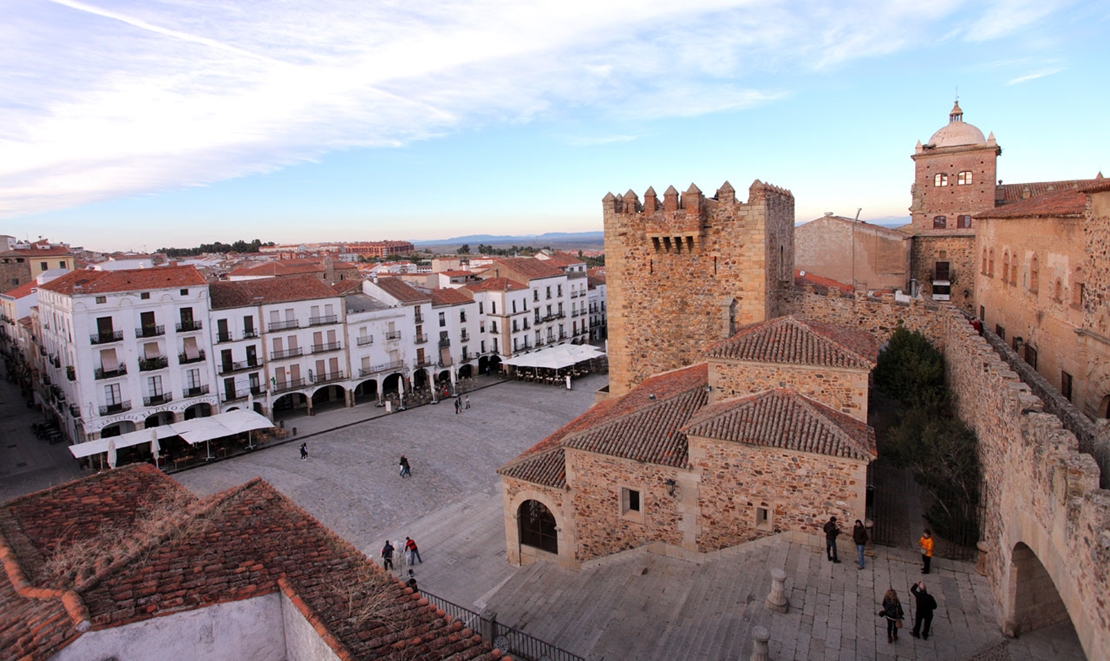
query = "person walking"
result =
(823, 515, 841, 563)
(464, 394, 470, 409)
(406, 569, 418, 592)
(910, 581, 938, 640)
(404, 536, 422, 564)
(454, 397, 461, 414)
(919, 529, 934, 574)
(853, 519, 868, 569)
(381, 540, 395, 571)
(399, 455, 411, 478)
(299, 442, 308, 461)
(879, 588, 905, 643)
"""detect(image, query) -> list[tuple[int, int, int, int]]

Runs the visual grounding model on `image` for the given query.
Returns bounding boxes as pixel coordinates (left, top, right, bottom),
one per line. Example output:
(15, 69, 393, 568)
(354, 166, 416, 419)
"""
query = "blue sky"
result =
(2, 0, 1107, 251)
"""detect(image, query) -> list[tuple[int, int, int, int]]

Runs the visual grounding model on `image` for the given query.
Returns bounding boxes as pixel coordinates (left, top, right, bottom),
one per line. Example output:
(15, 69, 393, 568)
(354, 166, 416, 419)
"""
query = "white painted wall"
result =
(281, 591, 343, 661)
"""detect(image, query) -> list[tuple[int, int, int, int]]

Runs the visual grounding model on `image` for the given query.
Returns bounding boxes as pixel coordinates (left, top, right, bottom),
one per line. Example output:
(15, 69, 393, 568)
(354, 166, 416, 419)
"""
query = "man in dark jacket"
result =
(381, 540, 395, 570)
(823, 516, 841, 562)
(852, 519, 869, 569)
(910, 581, 938, 639)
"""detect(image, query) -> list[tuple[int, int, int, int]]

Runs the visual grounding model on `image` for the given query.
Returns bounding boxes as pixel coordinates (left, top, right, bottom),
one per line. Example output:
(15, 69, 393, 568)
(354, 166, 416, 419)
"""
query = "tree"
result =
(457, 244, 471, 255)
(873, 327, 947, 411)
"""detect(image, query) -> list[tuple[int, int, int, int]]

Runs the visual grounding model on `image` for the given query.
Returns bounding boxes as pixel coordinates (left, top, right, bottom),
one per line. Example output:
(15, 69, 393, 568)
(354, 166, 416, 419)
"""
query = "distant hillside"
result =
(414, 231, 603, 247)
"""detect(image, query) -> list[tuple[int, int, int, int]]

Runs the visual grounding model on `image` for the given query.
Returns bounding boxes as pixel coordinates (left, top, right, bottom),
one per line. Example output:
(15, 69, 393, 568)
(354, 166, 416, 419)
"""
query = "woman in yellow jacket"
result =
(919, 529, 934, 574)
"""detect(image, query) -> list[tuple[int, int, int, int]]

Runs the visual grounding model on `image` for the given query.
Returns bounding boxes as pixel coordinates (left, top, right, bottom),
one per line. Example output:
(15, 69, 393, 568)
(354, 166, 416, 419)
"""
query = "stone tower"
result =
(909, 101, 1000, 313)
(603, 180, 795, 396)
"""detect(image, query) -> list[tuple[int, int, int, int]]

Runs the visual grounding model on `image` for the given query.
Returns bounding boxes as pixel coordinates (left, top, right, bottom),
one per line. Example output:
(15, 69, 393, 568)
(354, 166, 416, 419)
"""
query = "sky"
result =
(1, 0, 1108, 252)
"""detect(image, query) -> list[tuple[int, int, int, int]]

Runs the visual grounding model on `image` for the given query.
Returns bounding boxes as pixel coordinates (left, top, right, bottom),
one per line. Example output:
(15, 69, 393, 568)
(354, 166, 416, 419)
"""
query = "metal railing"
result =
(312, 341, 342, 353)
(139, 356, 169, 371)
(95, 365, 127, 379)
(269, 319, 300, 332)
(176, 320, 203, 332)
(216, 332, 234, 343)
(311, 370, 346, 384)
(272, 378, 307, 393)
(385, 330, 402, 341)
(414, 333, 428, 344)
(90, 330, 124, 345)
(179, 350, 206, 364)
(136, 325, 165, 338)
(418, 590, 583, 661)
(99, 401, 132, 415)
(359, 359, 405, 377)
(270, 347, 304, 360)
(183, 385, 210, 398)
(219, 359, 258, 374)
(309, 314, 337, 326)
(357, 336, 374, 346)
(144, 393, 173, 406)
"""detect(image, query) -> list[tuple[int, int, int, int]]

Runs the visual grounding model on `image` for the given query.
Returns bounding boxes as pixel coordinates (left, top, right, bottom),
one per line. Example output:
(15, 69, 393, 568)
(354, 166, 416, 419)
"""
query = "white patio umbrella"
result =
(150, 428, 161, 469)
(107, 438, 117, 469)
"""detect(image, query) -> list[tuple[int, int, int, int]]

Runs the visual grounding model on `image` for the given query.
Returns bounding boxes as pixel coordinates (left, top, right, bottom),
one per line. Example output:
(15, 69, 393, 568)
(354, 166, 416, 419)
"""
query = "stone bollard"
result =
(765, 568, 789, 613)
(750, 625, 770, 661)
(975, 541, 990, 576)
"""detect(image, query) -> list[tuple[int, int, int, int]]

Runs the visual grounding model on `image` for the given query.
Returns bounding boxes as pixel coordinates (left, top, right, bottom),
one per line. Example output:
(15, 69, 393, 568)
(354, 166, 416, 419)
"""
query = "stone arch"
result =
(1003, 542, 1069, 638)
(183, 402, 212, 420)
(310, 384, 347, 410)
(100, 421, 136, 438)
(489, 355, 502, 374)
(411, 368, 429, 390)
(458, 364, 473, 379)
(478, 355, 490, 375)
(382, 372, 405, 396)
(505, 489, 571, 568)
(144, 411, 174, 428)
(518, 499, 558, 554)
(272, 393, 307, 414)
(354, 379, 379, 404)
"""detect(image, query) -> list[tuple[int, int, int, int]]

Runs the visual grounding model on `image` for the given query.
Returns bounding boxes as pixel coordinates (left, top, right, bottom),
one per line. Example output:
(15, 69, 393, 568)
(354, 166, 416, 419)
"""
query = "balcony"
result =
(242, 329, 259, 339)
(309, 314, 338, 326)
(385, 330, 402, 341)
(139, 356, 169, 372)
(312, 342, 342, 354)
(269, 319, 300, 332)
(270, 347, 304, 360)
(359, 359, 405, 377)
(415, 357, 434, 368)
(219, 359, 259, 375)
(490, 327, 499, 335)
(460, 332, 470, 342)
(571, 291, 581, 298)
(272, 378, 306, 394)
(183, 385, 210, 398)
(144, 392, 173, 406)
(414, 333, 428, 344)
(136, 325, 165, 338)
(356, 336, 374, 346)
(216, 332, 234, 343)
(179, 349, 206, 364)
(176, 320, 203, 332)
(461, 351, 471, 362)
(311, 370, 346, 385)
(414, 312, 425, 324)
(95, 365, 127, 380)
(90, 330, 124, 345)
(66, 366, 75, 381)
(438, 338, 450, 348)
(99, 401, 132, 416)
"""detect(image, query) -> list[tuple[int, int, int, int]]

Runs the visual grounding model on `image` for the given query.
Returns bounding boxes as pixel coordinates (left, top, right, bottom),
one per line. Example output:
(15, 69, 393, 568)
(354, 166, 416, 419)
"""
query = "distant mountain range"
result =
(413, 231, 604, 247)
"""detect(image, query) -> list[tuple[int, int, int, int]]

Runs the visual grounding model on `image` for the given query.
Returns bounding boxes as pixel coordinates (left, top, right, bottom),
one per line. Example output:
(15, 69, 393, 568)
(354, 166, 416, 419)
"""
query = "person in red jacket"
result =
(404, 536, 422, 564)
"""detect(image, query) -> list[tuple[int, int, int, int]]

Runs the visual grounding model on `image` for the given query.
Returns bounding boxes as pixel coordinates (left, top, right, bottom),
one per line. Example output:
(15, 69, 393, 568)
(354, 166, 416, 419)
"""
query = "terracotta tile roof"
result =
(682, 389, 876, 461)
(977, 188, 1088, 219)
(996, 178, 1097, 204)
(331, 278, 365, 296)
(0, 465, 502, 661)
(0, 246, 72, 258)
(228, 259, 324, 278)
(210, 275, 340, 309)
(488, 258, 563, 281)
(586, 274, 606, 288)
(499, 364, 709, 484)
(706, 316, 877, 370)
(429, 288, 474, 307)
(794, 269, 854, 294)
(439, 270, 473, 277)
(464, 277, 527, 294)
(538, 253, 584, 268)
(0, 281, 38, 300)
(37, 266, 206, 296)
(374, 277, 432, 304)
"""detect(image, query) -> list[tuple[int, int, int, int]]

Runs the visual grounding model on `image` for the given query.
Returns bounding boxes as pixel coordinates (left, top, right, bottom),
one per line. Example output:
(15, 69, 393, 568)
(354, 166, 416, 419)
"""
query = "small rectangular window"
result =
(1061, 372, 1073, 401)
(140, 292, 150, 300)
(180, 289, 189, 295)
(621, 487, 641, 517)
(755, 506, 773, 531)
(934, 173, 948, 187)
(995, 325, 1005, 341)
(95, 296, 107, 304)
(40, 262, 48, 271)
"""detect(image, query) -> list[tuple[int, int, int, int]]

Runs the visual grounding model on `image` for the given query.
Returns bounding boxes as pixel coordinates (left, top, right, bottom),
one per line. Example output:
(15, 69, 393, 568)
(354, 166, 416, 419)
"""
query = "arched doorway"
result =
(489, 355, 502, 375)
(1006, 542, 1070, 637)
(144, 412, 174, 428)
(273, 393, 307, 415)
(311, 385, 347, 412)
(183, 403, 212, 420)
(354, 379, 379, 404)
(478, 356, 490, 375)
(458, 364, 473, 379)
(382, 373, 404, 396)
(412, 369, 429, 390)
(100, 421, 136, 438)
(518, 500, 558, 554)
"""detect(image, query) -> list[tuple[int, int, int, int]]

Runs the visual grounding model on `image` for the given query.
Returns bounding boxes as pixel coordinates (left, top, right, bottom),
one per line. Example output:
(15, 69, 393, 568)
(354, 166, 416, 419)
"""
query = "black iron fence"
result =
(419, 590, 583, 661)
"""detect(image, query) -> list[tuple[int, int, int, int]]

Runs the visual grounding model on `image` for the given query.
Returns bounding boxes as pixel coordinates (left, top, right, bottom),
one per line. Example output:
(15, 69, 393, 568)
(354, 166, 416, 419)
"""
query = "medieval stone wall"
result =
(603, 180, 794, 396)
(708, 359, 870, 422)
(910, 235, 977, 313)
(690, 439, 867, 552)
(500, 476, 571, 568)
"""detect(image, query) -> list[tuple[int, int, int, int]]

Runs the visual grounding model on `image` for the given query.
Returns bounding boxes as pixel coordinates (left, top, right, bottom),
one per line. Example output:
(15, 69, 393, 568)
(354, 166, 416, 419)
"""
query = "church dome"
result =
(927, 101, 986, 148)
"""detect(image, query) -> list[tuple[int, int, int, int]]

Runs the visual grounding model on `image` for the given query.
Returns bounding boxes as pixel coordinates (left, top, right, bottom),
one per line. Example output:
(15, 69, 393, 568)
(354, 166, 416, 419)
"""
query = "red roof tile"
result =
(0, 246, 73, 258)
(464, 278, 527, 294)
(228, 259, 324, 278)
(209, 275, 341, 309)
(794, 270, 854, 294)
(0, 281, 38, 300)
(682, 389, 876, 461)
(373, 278, 432, 304)
(0, 465, 501, 661)
(996, 178, 1097, 204)
(586, 274, 606, 288)
(429, 288, 474, 307)
(537, 253, 585, 269)
(331, 278, 365, 295)
(38, 266, 206, 296)
(977, 188, 1088, 219)
(706, 316, 878, 370)
(487, 258, 563, 281)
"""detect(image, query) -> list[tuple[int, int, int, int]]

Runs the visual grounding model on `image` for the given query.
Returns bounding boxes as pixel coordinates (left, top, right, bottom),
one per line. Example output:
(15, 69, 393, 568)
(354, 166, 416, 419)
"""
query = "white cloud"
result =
(1006, 67, 1065, 85)
(0, 0, 1074, 217)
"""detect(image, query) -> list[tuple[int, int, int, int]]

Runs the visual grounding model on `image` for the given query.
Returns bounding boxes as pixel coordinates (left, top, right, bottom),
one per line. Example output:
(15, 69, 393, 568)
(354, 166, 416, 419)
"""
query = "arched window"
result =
(518, 499, 558, 554)
(1011, 258, 1018, 285)
(1054, 278, 1063, 302)
(1073, 268, 1085, 308)
(958, 171, 973, 185)
(981, 248, 988, 274)
(933, 215, 947, 229)
(1029, 254, 1039, 292)
(934, 173, 948, 187)
(988, 249, 995, 276)
(957, 214, 972, 228)
(1002, 252, 1010, 284)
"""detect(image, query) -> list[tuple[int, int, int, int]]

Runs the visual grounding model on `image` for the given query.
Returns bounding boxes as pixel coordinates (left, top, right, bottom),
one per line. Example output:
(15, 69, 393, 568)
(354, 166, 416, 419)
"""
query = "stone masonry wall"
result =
(604, 180, 795, 396)
(690, 438, 867, 552)
(779, 287, 946, 345)
(708, 359, 870, 422)
(910, 234, 977, 314)
(501, 475, 570, 567)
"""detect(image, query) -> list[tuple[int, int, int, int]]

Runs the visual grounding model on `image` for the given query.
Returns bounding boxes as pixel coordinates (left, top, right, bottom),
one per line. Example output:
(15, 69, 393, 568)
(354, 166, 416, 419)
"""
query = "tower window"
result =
(932, 215, 947, 229)
(956, 215, 972, 228)
(957, 171, 973, 185)
(934, 173, 948, 187)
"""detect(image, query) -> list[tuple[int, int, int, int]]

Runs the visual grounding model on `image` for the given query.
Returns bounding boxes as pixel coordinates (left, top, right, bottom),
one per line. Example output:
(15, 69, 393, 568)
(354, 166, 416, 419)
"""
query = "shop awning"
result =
(69, 410, 274, 458)
(501, 344, 605, 370)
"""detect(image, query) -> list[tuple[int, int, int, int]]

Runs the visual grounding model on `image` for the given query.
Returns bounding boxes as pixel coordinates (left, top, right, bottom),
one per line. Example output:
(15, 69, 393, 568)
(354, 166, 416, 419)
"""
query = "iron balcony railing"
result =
(242, 329, 259, 339)
(357, 336, 374, 346)
(414, 312, 425, 324)
(439, 338, 450, 348)
(414, 333, 428, 344)
(268, 319, 300, 332)
(176, 320, 203, 332)
(385, 330, 402, 341)
(144, 392, 173, 406)
(99, 401, 132, 416)
(312, 342, 342, 354)
(136, 325, 165, 338)
(309, 314, 338, 326)
(460, 332, 470, 342)
(219, 359, 259, 375)
(216, 332, 234, 343)
(139, 356, 169, 371)
(90, 330, 124, 345)
(272, 378, 307, 393)
(179, 350, 206, 364)
(95, 365, 127, 380)
(270, 347, 304, 360)
(183, 385, 210, 398)
(359, 359, 405, 377)
(311, 370, 346, 385)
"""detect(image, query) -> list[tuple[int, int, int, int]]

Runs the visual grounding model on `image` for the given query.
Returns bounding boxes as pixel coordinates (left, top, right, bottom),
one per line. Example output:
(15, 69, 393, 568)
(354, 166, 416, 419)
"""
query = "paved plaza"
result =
(1, 368, 1088, 659)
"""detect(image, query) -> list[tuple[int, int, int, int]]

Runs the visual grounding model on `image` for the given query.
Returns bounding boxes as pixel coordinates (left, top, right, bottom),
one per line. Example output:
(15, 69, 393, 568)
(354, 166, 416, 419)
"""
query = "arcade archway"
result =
(518, 499, 558, 555)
